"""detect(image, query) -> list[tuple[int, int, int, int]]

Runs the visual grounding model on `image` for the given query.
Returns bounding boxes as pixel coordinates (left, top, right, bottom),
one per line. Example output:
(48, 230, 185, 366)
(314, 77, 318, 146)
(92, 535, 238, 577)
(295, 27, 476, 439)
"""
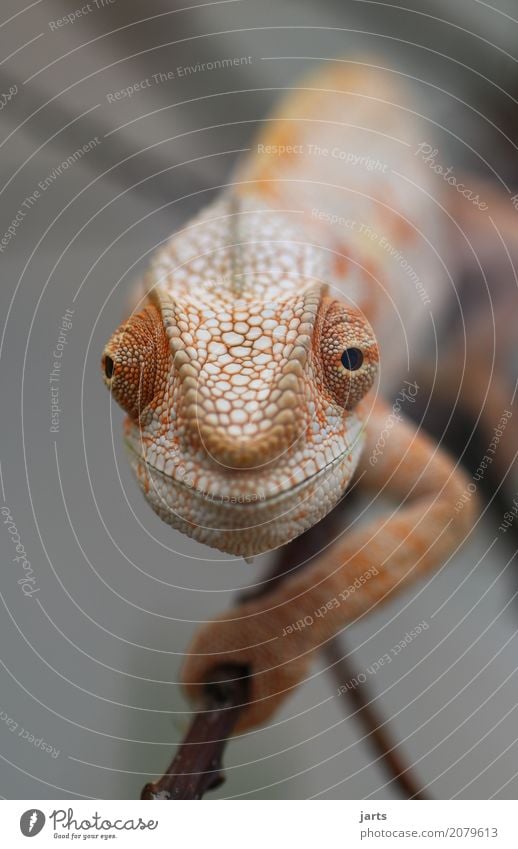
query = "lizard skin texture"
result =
(102, 64, 478, 730)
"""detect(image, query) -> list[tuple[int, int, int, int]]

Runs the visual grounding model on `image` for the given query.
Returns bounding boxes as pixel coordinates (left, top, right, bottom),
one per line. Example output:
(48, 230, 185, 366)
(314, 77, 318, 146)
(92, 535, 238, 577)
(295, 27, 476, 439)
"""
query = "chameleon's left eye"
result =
(320, 301, 378, 410)
(341, 347, 363, 371)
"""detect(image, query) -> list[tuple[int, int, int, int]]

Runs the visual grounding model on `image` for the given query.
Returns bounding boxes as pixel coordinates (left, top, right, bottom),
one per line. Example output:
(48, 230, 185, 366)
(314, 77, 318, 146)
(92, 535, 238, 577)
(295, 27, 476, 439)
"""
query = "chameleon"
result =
(102, 64, 481, 731)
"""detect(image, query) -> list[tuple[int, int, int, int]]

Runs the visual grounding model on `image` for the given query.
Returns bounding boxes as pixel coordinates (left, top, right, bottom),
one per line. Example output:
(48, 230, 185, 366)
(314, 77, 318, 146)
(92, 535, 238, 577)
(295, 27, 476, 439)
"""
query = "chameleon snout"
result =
(188, 353, 311, 471)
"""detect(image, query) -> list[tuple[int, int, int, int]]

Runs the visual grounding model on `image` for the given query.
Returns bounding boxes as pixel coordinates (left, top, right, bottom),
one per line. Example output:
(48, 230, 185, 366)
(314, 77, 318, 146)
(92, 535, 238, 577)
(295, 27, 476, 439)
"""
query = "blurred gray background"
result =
(0, 0, 517, 799)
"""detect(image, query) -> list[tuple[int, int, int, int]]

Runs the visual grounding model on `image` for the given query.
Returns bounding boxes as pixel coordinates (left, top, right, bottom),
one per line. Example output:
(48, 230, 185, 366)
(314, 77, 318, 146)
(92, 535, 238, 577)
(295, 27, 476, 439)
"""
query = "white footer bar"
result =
(2, 799, 515, 848)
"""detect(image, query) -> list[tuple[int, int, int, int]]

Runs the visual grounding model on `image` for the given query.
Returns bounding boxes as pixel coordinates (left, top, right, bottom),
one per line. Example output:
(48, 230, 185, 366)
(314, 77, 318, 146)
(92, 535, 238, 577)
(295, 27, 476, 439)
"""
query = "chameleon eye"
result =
(102, 303, 168, 420)
(320, 301, 378, 410)
(341, 347, 363, 371)
(104, 355, 114, 380)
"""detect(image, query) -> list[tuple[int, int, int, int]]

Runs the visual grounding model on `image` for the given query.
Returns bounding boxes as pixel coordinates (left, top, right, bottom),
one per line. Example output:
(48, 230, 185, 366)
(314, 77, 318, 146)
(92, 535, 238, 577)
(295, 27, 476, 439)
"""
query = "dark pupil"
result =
(104, 355, 114, 379)
(341, 347, 363, 371)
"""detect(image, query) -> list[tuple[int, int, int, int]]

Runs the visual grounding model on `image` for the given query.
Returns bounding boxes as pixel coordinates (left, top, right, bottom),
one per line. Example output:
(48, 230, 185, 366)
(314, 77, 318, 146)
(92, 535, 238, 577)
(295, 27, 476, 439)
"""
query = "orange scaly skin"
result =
(102, 64, 477, 730)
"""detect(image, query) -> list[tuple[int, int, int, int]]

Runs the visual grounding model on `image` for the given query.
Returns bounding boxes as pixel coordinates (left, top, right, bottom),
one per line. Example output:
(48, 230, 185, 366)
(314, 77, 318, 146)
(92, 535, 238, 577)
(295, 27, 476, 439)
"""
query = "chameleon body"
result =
(103, 65, 477, 729)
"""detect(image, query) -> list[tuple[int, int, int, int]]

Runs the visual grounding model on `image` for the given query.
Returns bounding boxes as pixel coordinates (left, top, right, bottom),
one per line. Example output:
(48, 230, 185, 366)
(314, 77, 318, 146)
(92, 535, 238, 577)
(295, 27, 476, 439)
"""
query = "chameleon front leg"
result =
(182, 402, 478, 732)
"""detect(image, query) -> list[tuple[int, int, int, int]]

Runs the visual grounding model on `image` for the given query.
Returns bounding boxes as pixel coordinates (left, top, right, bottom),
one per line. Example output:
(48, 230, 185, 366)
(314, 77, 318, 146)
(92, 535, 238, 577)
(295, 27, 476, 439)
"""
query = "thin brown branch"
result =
(323, 640, 427, 799)
(141, 666, 249, 800)
(142, 496, 428, 800)
(251, 502, 428, 800)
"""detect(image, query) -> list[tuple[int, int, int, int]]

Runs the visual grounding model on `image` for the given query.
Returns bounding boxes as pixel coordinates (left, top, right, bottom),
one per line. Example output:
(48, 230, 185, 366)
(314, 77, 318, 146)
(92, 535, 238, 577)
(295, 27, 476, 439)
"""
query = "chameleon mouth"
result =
(123, 416, 365, 508)
(122, 418, 365, 555)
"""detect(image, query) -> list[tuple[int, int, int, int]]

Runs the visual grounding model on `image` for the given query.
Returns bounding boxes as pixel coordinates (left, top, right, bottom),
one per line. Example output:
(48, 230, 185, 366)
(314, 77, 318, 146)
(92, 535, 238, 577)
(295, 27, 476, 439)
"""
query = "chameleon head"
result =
(101, 201, 379, 557)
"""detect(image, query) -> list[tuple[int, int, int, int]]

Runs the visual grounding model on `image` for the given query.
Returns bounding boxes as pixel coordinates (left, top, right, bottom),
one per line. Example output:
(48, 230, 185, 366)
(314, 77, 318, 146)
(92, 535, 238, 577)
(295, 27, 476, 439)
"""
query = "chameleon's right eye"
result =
(102, 303, 168, 420)
(320, 301, 378, 410)
(104, 355, 114, 380)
